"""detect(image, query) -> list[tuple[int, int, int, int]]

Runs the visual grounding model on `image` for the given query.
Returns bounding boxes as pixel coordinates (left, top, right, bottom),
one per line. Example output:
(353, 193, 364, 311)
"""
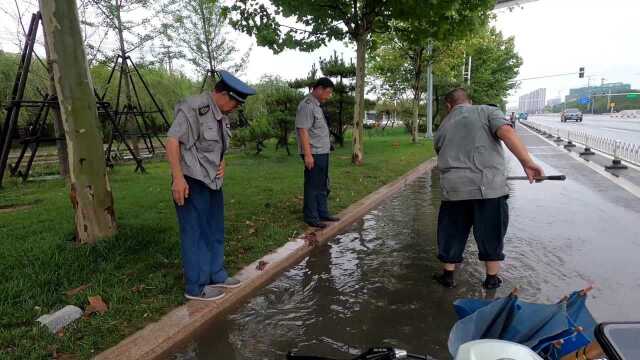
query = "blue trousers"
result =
(174, 176, 228, 296)
(302, 153, 330, 223)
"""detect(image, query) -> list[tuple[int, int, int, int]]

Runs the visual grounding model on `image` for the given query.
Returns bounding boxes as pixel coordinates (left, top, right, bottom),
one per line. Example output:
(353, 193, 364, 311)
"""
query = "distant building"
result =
(565, 82, 631, 102)
(547, 98, 561, 107)
(518, 88, 546, 114)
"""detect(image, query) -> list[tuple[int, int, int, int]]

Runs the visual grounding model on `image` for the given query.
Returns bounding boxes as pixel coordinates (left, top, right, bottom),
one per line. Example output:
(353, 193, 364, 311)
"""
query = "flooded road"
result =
(173, 144, 640, 360)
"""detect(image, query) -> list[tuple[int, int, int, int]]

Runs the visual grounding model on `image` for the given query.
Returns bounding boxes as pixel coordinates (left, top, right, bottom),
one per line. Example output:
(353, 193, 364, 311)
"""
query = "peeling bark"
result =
(40, 0, 117, 244)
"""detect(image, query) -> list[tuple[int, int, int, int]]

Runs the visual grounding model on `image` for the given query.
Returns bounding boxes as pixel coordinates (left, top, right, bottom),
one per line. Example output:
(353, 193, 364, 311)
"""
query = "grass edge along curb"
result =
(95, 157, 437, 360)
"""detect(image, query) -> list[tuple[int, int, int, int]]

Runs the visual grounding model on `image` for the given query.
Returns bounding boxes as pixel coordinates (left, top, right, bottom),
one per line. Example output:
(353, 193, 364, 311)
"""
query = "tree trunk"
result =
(351, 34, 366, 165)
(40, 0, 117, 244)
(337, 77, 344, 147)
(411, 95, 419, 143)
(39, 11, 69, 178)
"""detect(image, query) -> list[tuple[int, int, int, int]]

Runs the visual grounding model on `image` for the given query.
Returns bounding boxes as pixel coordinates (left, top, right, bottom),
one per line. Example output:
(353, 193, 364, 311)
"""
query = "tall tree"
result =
(369, 6, 493, 143)
(320, 51, 356, 147)
(39, 0, 117, 243)
(461, 27, 522, 108)
(86, 0, 164, 154)
(288, 63, 319, 92)
(173, 0, 251, 87)
(227, 0, 495, 164)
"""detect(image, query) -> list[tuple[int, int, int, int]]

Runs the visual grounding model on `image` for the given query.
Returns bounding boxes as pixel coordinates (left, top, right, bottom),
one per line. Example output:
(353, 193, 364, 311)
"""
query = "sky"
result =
(1, 0, 639, 108)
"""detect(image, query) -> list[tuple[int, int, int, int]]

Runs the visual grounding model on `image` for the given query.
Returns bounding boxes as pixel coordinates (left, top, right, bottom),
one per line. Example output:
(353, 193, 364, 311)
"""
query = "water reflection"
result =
(174, 156, 640, 360)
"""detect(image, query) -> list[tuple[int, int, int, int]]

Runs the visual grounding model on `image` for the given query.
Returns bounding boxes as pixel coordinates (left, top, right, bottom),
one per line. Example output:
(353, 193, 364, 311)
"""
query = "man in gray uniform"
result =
(167, 70, 255, 301)
(296, 77, 339, 229)
(433, 88, 544, 289)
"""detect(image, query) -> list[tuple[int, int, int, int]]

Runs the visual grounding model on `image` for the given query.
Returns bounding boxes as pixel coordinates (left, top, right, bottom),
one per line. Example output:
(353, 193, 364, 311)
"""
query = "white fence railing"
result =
(522, 120, 640, 167)
(611, 110, 640, 119)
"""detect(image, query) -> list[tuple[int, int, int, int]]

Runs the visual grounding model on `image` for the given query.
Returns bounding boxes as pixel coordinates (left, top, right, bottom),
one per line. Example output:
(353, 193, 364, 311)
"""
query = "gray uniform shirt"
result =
(167, 92, 231, 190)
(295, 95, 331, 155)
(434, 104, 510, 201)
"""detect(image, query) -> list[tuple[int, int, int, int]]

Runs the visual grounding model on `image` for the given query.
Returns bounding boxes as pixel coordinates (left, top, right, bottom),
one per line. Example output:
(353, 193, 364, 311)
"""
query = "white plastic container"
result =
(36, 305, 83, 333)
(454, 339, 544, 360)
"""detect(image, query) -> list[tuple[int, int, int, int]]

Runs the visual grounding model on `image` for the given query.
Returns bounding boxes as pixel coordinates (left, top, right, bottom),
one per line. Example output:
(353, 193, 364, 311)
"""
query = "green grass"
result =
(0, 128, 433, 359)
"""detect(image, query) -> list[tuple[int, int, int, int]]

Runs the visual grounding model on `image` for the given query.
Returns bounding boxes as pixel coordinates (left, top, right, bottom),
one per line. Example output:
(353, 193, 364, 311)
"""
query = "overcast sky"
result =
(2, 0, 639, 107)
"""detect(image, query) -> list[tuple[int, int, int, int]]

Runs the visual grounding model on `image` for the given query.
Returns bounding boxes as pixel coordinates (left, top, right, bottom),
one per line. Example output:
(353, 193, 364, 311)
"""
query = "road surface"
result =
(527, 114, 640, 145)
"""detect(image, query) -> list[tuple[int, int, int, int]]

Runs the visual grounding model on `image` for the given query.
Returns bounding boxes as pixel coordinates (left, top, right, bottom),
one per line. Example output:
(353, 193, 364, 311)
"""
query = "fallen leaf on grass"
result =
(83, 296, 108, 318)
(65, 284, 91, 297)
(256, 260, 269, 271)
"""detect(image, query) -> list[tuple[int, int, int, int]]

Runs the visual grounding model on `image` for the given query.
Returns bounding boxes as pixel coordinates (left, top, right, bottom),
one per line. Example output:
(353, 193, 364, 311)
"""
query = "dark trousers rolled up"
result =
(302, 153, 330, 223)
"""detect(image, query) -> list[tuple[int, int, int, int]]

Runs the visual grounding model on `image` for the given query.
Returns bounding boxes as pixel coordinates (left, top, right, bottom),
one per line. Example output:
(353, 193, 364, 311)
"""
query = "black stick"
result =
(507, 175, 566, 181)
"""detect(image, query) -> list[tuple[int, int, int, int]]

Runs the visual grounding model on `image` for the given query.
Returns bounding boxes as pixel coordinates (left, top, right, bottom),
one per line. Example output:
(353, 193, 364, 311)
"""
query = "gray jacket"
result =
(434, 104, 510, 201)
(167, 92, 231, 190)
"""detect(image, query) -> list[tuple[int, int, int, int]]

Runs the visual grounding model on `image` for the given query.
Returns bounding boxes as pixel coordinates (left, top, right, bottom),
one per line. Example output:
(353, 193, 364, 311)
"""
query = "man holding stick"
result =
(433, 88, 544, 289)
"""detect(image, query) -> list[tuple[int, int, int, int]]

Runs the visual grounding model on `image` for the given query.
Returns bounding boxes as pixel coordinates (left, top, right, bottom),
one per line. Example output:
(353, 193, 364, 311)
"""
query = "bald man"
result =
(433, 88, 544, 289)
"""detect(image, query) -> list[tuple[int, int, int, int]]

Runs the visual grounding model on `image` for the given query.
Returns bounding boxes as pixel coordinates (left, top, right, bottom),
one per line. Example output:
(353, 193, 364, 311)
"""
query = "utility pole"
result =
(425, 41, 433, 139)
(467, 56, 472, 86)
(461, 51, 466, 81)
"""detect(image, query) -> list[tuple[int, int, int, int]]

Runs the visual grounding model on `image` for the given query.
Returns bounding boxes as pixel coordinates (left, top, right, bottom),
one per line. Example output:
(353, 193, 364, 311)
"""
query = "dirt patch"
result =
(0, 202, 36, 214)
(0, 204, 33, 214)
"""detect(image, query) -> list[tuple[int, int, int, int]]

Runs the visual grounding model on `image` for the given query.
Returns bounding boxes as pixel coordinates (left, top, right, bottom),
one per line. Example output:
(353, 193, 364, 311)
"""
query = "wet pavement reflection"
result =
(173, 152, 640, 360)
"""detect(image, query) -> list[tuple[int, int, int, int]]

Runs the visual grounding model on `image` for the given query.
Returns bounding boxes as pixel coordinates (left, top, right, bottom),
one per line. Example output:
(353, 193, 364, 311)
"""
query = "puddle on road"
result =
(172, 156, 640, 360)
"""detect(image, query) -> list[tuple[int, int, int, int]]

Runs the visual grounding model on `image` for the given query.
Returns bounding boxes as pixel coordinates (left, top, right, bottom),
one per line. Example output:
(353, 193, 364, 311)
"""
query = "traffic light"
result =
(579, 67, 585, 78)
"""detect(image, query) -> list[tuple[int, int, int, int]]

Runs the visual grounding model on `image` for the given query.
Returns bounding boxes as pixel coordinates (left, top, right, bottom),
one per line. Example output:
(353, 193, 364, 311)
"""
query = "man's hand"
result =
(172, 176, 190, 206)
(522, 160, 545, 183)
(498, 125, 544, 183)
(304, 154, 315, 170)
(216, 160, 225, 178)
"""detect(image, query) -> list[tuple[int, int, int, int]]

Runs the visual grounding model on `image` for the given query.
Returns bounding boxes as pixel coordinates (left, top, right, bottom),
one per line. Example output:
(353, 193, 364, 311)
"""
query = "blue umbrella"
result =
(449, 289, 596, 360)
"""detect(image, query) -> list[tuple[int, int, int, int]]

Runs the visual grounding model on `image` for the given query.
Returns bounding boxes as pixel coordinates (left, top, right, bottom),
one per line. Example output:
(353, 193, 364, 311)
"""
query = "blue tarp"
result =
(449, 290, 596, 360)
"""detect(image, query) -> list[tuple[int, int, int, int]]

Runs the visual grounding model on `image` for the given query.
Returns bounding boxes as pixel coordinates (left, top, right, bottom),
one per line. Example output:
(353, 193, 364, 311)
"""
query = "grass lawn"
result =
(0, 128, 434, 359)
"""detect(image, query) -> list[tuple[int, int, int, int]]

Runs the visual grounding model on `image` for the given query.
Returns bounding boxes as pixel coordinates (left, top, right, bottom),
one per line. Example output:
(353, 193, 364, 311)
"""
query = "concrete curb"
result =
(95, 157, 438, 360)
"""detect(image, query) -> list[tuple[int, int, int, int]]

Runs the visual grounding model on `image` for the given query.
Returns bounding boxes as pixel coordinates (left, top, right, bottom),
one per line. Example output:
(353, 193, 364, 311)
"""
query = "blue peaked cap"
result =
(217, 70, 256, 103)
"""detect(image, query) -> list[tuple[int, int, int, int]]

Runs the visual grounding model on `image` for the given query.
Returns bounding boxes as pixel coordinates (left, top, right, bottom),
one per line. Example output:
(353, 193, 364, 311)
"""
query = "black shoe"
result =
(320, 215, 340, 222)
(482, 275, 503, 290)
(306, 221, 328, 229)
(433, 272, 456, 288)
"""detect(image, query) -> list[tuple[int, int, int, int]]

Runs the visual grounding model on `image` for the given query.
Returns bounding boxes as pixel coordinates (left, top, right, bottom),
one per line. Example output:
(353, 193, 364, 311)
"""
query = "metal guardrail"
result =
(523, 120, 640, 167)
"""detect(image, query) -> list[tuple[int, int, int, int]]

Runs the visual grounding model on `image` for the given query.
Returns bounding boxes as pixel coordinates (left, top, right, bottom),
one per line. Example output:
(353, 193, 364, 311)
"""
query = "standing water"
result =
(173, 154, 640, 360)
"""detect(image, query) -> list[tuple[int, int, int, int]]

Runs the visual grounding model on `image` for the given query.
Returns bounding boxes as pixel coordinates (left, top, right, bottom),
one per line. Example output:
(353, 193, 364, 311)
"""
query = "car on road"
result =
(518, 112, 528, 120)
(561, 108, 583, 122)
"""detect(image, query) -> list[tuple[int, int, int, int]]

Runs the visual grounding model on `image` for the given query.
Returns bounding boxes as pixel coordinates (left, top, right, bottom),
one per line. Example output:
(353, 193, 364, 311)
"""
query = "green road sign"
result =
(626, 94, 639, 99)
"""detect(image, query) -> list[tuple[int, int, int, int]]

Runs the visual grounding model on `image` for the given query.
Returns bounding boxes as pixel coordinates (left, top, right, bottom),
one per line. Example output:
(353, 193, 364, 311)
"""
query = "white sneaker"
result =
(184, 287, 225, 301)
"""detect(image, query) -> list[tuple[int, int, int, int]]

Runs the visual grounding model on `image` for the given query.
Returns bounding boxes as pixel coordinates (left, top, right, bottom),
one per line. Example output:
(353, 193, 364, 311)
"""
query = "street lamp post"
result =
(425, 42, 434, 139)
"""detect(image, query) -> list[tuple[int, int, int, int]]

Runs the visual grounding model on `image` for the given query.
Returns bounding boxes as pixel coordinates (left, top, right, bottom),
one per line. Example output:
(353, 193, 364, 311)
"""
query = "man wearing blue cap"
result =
(166, 70, 256, 301)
